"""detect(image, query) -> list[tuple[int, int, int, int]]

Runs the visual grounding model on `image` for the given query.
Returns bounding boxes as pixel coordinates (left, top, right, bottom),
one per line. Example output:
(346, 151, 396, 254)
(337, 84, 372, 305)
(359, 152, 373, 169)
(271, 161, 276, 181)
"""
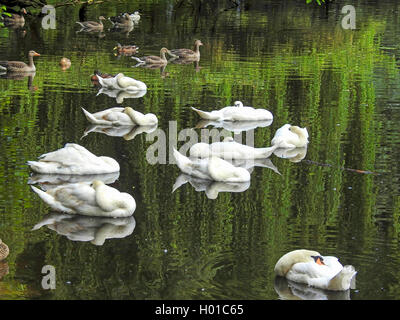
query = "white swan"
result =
(192, 101, 273, 121)
(96, 87, 147, 103)
(32, 213, 136, 246)
(97, 73, 147, 91)
(28, 172, 120, 191)
(81, 107, 158, 126)
(27, 143, 120, 175)
(195, 119, 273, 133)
(189, 137, 276, 160)
(31, 180, 136, 218)
(173, 148, 250, 182)
(269, 124, 309, 149)
(274, 249, 357, 291)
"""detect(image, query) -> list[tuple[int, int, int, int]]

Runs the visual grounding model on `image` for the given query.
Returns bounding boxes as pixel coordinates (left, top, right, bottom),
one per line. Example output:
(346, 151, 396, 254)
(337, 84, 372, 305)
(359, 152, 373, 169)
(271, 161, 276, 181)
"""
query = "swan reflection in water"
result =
(195, 119, 273, 134)
(28, 172, 120, 191)
(172, 158, 280, 199)
(273, 147, 308, 163)
(274, 277, 351, 300)
(32, 213, 136, 246)
(173, 173, 251, 199)
(96, 87, 147, 104)
(81, 123, 157, 140)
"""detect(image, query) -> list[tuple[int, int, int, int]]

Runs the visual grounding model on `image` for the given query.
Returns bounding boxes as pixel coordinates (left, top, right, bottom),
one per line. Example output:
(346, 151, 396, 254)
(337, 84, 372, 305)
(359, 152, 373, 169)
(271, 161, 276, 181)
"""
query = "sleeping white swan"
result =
(173, 148, 250, 182)
(31, 180, 136, 218)
(192, 101, 273, 121)
(190, 137, 276, 159)
(97, 73, 147, 91)
(81, 107, 158, 126)
(27, 143, 120, 175)
(269, 124, 309, 149)
(274, 249, 357, 291)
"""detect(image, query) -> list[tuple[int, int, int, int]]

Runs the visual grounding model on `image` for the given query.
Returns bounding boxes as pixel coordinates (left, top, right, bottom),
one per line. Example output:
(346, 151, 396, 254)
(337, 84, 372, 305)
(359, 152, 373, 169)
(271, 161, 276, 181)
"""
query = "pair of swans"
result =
(189, 124, 309, 160)
(97, 73, 147, 92)
(28, 144, 136, 218)
(274, 249, 357, 291)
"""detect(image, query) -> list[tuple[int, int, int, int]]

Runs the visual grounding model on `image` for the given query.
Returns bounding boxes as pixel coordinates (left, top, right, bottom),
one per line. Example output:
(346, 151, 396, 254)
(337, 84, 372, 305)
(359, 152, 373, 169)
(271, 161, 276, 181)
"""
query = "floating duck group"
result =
(0, 6, 357, 292)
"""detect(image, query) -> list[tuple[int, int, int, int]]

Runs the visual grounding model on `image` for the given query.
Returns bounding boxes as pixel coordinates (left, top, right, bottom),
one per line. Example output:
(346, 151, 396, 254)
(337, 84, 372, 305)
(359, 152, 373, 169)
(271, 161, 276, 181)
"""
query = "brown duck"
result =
(132, 47, 173, 66)
(0, 50, 40, 73)
(114, 43, 139, 56)
(169, 40, 203, 60)
(0, 239, 9, 261)
(76, 16, 106, 31)
(2, 8, 27, 27)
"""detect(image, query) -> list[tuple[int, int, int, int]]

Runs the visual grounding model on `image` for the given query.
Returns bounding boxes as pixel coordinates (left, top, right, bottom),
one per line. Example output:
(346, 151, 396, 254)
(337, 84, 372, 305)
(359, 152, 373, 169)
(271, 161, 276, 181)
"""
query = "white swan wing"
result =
(221, 106, 273, 121)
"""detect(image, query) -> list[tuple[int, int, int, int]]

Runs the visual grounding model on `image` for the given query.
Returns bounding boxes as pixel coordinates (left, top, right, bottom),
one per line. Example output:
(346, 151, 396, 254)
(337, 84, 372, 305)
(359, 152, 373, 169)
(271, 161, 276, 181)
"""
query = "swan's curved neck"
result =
(125, 107, 144, 124)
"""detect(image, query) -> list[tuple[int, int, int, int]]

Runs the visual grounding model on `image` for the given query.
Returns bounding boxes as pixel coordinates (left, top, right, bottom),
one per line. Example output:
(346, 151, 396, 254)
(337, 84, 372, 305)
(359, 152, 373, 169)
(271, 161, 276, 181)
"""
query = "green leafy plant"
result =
(0, 5, 11, 27)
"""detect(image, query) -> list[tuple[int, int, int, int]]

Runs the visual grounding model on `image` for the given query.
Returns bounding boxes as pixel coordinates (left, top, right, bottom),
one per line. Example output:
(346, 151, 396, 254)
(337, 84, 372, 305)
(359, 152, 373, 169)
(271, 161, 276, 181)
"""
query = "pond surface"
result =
(0, 0, 400, 300)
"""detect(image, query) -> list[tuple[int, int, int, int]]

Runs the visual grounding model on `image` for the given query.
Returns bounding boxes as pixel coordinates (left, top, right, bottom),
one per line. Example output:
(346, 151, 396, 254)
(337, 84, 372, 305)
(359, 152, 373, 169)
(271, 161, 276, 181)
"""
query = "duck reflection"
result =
(30, 180, 136, 218)
(32, 213, 136, 246)
(173, 173, 250, 199)
(28, 172, 120, 191)
(273, 147, 308, 163)
(0, 72, 37, 90)
(195, 119, 273, 134)
(81, 123, 157, 140)
(169, 57, 201, 72)
(0, 261, 9, 281)
(274, 277, 351, 300)
(96, 87, 147, 104)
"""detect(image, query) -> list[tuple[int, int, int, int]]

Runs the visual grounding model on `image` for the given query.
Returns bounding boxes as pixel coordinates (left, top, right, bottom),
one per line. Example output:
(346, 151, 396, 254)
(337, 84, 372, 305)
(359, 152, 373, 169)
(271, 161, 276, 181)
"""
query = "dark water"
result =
(0, 0, 400, 300)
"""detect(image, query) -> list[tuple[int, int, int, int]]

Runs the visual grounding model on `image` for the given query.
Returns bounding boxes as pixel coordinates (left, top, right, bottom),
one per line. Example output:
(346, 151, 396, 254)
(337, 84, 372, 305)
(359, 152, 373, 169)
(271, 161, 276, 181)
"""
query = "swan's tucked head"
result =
(189, 143, 210, 158)
(114, 73, 125, 81)
(145, 113, 158, 124)
(208, 157, 250, 182)
(274, 249, 321, 277)
(289, 126, 309, 139)
(234, 101, 243, 108)
(91, 180, 105, 189)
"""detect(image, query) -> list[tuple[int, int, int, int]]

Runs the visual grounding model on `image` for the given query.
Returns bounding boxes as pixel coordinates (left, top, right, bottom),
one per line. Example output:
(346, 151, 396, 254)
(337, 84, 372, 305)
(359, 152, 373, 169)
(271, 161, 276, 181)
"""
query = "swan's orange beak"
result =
(316, 257, 325, 265)
(33, 52, 40, 56)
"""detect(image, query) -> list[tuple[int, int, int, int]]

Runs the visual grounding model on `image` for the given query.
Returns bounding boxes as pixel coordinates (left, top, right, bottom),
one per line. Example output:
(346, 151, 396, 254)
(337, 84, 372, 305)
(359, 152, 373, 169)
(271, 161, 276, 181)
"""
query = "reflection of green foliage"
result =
(306, 0, 325, 5)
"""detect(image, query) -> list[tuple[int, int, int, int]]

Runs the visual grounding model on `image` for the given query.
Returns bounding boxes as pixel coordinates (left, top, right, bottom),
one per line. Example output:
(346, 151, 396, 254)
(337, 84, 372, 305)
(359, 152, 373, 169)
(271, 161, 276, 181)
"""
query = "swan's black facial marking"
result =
(311, 255, 325, 265)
